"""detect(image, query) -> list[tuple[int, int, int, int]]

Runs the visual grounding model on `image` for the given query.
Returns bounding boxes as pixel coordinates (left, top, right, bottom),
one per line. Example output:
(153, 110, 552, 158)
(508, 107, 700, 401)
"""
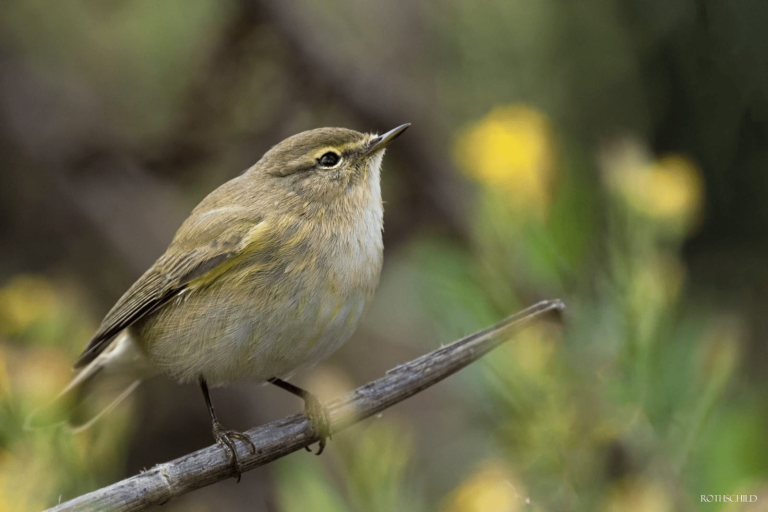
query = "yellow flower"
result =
(0, 275, 59, 335)
(443, 460, 527, 512)
(7, 347, 72, 404)
(0, 446, 60, 512)
(643, 155, 703, 221)
(602, 138, 704, 231)
(602, 477, 672, 512)
(455, 105, 555, 217)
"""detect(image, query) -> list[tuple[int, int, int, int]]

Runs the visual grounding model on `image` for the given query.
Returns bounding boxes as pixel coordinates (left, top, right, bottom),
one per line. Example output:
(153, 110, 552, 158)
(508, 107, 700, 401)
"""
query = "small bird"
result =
(36, 124, 409, 480)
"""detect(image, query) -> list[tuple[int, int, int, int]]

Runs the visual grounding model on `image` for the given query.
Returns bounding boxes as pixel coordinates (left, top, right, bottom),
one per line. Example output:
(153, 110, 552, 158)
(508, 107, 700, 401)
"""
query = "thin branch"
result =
(46, 299, 565, 512)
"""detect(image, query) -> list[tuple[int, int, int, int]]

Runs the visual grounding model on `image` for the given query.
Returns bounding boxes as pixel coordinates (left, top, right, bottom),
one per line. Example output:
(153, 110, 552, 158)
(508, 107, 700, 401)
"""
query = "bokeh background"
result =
(1, 1, 767, 510)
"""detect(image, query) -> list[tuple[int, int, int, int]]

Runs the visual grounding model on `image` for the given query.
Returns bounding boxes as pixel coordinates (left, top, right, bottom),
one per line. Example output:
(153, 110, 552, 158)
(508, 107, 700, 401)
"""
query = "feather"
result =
(73, 211, 266, 369)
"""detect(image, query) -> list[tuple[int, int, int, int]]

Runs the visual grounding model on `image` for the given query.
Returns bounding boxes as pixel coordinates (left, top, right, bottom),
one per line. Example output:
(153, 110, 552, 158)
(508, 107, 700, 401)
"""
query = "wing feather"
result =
(73, 210, 266, 369)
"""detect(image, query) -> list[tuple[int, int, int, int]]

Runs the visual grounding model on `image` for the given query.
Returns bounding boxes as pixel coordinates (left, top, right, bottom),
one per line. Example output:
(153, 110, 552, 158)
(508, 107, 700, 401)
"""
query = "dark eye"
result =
(318, 152, 341, 167)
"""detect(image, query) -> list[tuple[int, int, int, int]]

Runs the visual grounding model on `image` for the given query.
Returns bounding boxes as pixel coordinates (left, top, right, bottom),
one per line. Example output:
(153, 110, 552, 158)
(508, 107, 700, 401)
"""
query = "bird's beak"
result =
(365, 123, 411, 155)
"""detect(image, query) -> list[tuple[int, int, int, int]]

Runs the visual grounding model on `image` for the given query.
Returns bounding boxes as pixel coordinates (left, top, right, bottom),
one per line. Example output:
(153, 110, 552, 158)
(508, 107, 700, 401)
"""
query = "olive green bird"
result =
(39, 124, 409, 480)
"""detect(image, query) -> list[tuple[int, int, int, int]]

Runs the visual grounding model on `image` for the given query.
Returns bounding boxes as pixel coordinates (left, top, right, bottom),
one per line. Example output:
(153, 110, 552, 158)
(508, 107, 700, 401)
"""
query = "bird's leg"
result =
(199, 377, 255, 482)
(267, 377, 331, 455)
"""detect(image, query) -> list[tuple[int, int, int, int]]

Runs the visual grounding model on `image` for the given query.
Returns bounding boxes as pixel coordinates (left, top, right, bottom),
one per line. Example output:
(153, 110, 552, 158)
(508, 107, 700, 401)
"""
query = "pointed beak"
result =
(365, 123, 411, 155)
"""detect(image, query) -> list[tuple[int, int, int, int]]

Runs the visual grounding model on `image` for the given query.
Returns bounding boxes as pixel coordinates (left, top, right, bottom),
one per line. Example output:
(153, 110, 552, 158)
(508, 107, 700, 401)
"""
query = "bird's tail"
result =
(25, 330, 156, 432)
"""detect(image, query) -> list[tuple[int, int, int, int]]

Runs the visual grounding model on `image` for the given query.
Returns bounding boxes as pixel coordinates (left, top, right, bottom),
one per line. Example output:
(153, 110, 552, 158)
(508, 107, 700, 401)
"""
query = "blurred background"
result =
(1, 0, 767, 510)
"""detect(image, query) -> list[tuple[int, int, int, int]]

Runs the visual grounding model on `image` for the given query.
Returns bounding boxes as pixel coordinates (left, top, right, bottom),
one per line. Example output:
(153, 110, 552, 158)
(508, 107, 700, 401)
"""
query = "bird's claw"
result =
(303, 394, 331, 455)
(212, 420, 256, 483)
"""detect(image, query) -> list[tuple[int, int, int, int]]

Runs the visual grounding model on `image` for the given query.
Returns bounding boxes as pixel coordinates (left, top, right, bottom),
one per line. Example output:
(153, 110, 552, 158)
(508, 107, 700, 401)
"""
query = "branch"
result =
(46, 299, 565, 512)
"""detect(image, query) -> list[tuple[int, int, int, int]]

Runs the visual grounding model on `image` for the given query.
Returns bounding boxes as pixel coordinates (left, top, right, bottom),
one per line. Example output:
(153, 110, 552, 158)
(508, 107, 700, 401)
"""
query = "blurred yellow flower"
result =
(602, 477, 672, 512)
(6, 346, 72, 404)
(443, 460, 527, 512)
(601, 138, 704, 231)
(644, 155, 703, 220)
(455, 104, 555, 217)
(0, 445, 60, 512)
(0, 275, 60, 335)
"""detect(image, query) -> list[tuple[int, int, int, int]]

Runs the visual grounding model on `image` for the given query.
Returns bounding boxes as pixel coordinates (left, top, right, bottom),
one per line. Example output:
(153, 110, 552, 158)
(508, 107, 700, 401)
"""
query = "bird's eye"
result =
(318, 152, 341, 168)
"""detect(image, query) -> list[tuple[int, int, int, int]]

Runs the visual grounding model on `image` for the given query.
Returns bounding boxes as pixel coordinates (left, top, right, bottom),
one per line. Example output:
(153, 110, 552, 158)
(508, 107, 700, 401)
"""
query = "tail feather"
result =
(25, 330, 155, 432)
(67, 379, 142, 433)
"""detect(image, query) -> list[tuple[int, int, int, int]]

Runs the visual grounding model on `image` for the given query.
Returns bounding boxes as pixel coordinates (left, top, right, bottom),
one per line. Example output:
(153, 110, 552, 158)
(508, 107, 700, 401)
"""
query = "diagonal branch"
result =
(46, 299, 565, 512)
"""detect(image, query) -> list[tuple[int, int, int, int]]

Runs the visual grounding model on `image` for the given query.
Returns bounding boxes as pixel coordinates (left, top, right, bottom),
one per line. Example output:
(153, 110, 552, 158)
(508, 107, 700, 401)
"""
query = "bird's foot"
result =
(303, 393, 332, 455)
(212, 420, 256, 482)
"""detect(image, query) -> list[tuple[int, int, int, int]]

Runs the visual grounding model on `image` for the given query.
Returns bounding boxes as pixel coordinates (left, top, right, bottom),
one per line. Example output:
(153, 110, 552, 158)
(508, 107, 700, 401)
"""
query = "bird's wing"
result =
(73, 208, 269, 369)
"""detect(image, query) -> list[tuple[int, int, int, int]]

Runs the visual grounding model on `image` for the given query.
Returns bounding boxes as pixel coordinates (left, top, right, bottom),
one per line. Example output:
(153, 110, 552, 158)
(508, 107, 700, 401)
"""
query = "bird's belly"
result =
(133, 279, 371, 386)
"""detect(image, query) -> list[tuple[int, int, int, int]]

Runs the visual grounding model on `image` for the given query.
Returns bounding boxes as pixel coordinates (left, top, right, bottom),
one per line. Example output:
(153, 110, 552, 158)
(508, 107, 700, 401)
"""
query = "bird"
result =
(32, 123, 410, 481)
